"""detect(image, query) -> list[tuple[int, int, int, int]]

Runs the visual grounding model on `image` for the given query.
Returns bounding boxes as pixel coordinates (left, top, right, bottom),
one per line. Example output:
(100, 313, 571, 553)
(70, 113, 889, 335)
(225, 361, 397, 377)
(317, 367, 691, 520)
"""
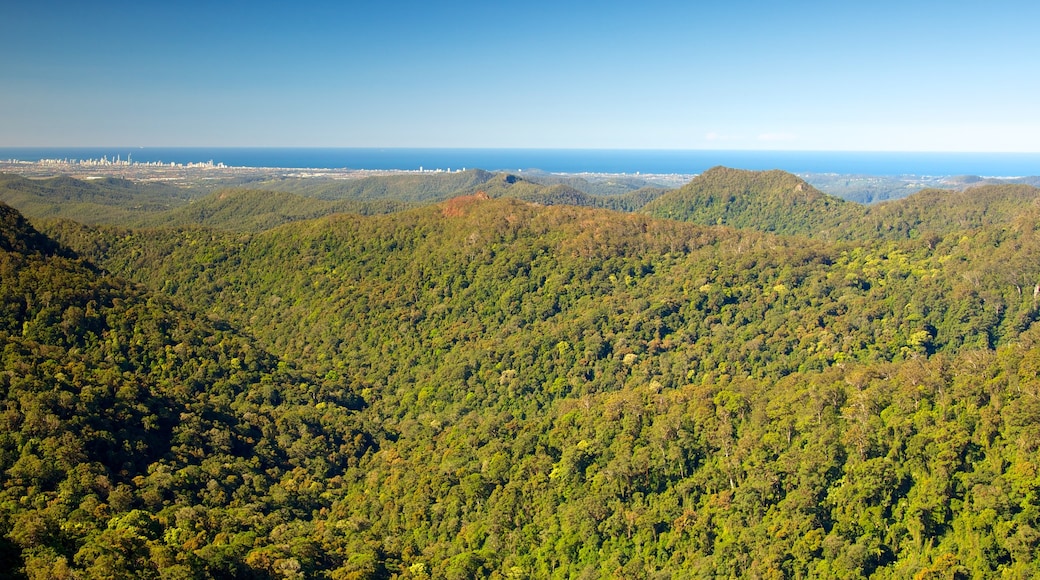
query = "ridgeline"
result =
(2, 167, 1040, 578)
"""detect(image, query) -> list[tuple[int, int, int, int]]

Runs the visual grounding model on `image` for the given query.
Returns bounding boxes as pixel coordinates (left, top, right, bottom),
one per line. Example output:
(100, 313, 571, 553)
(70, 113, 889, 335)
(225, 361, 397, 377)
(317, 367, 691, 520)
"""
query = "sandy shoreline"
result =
(0, 159, 697, 189)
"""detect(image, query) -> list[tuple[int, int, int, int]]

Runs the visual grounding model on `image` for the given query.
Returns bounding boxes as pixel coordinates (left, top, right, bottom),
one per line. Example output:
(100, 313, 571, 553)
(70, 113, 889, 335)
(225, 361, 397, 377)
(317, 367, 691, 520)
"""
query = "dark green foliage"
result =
(859, 183, 1040, 240)
(800, 173, 929, 204)
(249, 169, 500, 202)
(134, 189, 413, 232)
(642, 166, 862, 239)
(4, 162, 1040, 578)
(0, 203, 373, 578)
(0, 173, 202, 225)
(516, 173, 676, 197)
(509, 173, 673, 210)
(496, 181, 668, 212)
(0, 204, 71, 257)
(641, 167, 1040, 245)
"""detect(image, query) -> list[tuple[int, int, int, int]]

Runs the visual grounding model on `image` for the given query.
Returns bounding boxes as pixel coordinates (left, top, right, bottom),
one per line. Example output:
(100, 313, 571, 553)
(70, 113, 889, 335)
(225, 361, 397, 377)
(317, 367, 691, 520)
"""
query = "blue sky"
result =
(3, 0, 1038, 151)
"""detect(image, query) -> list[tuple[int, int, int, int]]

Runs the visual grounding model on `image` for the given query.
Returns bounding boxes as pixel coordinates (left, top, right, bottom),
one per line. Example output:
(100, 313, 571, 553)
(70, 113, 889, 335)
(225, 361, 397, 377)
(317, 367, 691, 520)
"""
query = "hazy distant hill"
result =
(859, 183, 1040, 239)
(520, 172, 682, 195)
(0, 171, 501, 226)
(0, 173, 200, 224)
(940, 175, 1040, 188)
(13, 169, 1040, 244)
(641, 166, 861, 238)
(800, 173, 936, 204)
(449, 173, 669, 211)
(796, 174, 1040, 205)
(134, 176, 664, 232)
(641, 168, 1040, 242)
(243, 168, 500, 202)
(134, 188, 415, 231)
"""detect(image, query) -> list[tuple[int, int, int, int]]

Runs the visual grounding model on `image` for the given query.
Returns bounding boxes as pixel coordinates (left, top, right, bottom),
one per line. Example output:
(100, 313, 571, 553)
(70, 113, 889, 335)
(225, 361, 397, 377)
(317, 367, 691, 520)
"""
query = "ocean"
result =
(2, 148, 1039, 177)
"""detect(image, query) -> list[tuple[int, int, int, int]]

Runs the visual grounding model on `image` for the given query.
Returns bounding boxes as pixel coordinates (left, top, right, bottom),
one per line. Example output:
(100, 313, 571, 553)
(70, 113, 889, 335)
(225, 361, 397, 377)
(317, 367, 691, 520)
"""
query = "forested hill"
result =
(639, 167, 1040, 242)
(238, 169, 673, 206)
(1, 171, 665, 232)
(858, 183, 1040, 239)
(7, 179, 1040, 577)
(134, 189, 414, 232)
(0, 173, 199, 224)
(7, 168, 1039, 239)
(251, 168, 500, 202)
(0, 203, 70, 256)
(0, 202, 374, 578)
(641, 166, 861, 238)
(123, 178, 664, 232)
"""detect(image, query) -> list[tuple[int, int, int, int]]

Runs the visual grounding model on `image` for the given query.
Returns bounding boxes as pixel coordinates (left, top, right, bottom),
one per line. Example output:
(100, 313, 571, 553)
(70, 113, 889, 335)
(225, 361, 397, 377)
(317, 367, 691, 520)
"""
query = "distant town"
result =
(36, 153, 227, 169)
(0, 155, 449, 185)
(0, 156, 697, 188)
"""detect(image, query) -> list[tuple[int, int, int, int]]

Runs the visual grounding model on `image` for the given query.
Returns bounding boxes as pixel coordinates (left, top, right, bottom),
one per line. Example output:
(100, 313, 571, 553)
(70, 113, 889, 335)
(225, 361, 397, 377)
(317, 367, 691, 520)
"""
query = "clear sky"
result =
(3, 0, 1038, 151)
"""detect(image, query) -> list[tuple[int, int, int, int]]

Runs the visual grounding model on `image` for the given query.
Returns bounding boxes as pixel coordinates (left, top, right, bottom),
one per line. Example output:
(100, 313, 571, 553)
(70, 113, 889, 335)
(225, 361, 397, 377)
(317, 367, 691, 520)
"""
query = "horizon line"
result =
(3, 146, 1040, 155)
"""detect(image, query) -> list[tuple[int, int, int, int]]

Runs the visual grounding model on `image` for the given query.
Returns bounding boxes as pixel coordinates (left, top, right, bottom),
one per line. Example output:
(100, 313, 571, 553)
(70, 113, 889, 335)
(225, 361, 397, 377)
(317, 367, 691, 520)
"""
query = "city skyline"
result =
(3, 0, 1039, 152)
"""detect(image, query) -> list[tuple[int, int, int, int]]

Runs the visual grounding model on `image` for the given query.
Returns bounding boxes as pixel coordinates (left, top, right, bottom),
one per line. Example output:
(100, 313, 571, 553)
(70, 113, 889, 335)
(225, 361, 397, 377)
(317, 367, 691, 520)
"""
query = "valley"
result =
(2, 168, 1040, 578)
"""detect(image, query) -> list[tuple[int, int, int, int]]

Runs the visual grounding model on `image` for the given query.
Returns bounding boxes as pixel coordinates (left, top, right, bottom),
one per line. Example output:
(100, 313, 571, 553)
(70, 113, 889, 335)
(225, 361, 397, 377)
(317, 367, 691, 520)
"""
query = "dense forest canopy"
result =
(2, 168, 1040, 578)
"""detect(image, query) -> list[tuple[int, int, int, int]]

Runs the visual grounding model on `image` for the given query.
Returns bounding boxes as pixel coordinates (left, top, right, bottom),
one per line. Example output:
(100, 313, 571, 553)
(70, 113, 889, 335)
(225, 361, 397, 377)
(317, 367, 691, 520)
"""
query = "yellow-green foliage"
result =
(3, 167, 1040, 578)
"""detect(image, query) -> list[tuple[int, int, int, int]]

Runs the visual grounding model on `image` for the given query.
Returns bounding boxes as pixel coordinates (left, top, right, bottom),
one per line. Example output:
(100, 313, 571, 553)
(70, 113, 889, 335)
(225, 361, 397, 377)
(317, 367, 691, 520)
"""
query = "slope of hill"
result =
(505, 183, 668, 212)
(0, 202, 374, 578)
(0, 203, 72, 257)
(520, 172, 682, 196)
(639, 168, 1040, 243)
(0, 173, 201, 224)
(133, 188, 414, 231)
(39, 192, 1040, 577)
(249, 168, 500, 202)
(858, 183, 1040, 239)
(642, 166, 863, 239)
(9, 172, 1040, 578)
(940, 175, 1040, 189)
(53, 194, 1040, 381)
(139, 177, 629, 232)
(437, 172, 667, 211)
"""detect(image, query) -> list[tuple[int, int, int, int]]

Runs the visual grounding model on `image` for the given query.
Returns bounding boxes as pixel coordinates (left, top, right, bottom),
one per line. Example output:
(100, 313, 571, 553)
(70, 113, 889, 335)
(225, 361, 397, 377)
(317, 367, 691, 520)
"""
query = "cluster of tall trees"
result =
(2, 168, 1040, 578)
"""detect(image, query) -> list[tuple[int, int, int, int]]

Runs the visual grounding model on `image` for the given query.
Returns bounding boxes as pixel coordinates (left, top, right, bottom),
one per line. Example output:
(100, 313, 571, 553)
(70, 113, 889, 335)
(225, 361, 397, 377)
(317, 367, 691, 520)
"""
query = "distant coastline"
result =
(2, 148, 1039, 177)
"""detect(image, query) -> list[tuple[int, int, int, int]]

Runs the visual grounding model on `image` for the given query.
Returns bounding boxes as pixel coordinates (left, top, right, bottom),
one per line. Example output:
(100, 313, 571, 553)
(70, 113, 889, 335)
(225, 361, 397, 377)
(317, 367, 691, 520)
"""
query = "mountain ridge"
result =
(641, 166, 861, 239)
(0, 202, 376, 578)
(6, 173, 1040, 577)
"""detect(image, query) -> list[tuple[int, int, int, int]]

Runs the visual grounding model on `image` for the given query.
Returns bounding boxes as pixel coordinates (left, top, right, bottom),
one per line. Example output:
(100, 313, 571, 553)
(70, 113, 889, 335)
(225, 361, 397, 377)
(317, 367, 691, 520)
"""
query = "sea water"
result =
(2, 148, 1039, 177)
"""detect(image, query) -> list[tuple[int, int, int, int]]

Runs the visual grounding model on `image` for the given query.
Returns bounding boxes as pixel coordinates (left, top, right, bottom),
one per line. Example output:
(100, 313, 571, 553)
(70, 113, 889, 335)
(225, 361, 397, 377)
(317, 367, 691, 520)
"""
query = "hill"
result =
(502, 182, 668, 212)
(940, 175, 1040, 189)
(0, 171, 501, 229)
(0, 203, 71, 257)
(247, 168, 500, 202)
(639, 168, 1040, 243)
(52, 193, 1040, 379)
(641, 166, 862, 239)
(132, 176, 662, 232)
(0, 173, 201, 225)
(518, 172, 683, 196)
(7, 178, 1040, 577)
(858, 183, 1040, 239)
(134, 188, 414, 231)
(3, 171, 665, 232)
(433, 172, 666, 212)
(0, 202, 373, 578)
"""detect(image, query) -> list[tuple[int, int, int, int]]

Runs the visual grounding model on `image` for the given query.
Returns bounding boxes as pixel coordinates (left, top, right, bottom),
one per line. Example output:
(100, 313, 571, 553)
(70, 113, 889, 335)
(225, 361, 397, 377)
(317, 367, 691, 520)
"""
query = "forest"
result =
(2, 167, 1040, 578)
